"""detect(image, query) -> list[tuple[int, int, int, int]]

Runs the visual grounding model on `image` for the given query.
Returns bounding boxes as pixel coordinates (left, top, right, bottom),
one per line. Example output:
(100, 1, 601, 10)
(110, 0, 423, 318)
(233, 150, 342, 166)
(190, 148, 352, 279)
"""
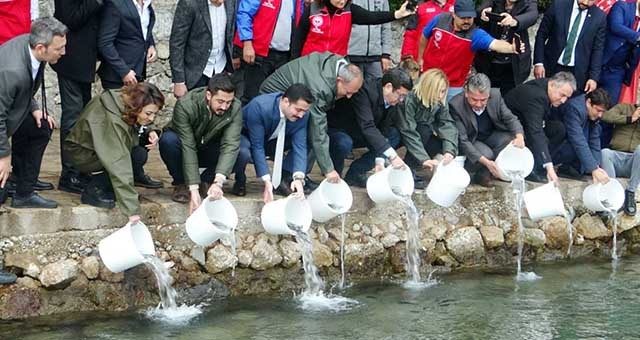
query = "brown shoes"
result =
(171, 184, 189, 203)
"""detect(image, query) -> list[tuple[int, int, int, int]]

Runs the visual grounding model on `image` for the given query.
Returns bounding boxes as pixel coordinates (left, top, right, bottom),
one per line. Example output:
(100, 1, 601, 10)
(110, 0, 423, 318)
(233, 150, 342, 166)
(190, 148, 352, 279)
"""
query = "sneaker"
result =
(624, 190, 637, 216)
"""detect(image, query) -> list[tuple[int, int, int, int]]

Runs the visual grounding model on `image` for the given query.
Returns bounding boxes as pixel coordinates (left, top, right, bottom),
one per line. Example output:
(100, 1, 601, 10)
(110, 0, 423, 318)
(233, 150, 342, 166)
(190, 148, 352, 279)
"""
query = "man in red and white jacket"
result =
(400, 0, 454, 63)
(0, 0, 39, 45)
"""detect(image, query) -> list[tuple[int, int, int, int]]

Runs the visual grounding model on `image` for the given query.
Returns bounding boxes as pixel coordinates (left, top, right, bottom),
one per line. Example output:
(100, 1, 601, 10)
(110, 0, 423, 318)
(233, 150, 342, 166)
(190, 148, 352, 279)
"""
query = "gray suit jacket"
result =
(0, 35, 43, 158)
(449, 88, 524, 164)
(169, 0, 238, 89)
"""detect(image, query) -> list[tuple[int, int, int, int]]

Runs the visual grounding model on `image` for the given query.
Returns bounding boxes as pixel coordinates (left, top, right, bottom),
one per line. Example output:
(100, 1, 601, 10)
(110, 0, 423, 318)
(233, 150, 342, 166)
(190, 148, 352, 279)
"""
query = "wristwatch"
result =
(293, 173, 306, 186)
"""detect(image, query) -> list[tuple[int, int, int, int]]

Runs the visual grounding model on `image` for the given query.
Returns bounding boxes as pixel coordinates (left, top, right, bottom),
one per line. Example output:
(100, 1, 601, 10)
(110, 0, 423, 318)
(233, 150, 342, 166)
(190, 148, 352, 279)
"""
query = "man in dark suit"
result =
(449, 73, 525, 186)
(533, 0, 606, 93)
(0, 18, 67, 209)
(52, 0, 103, 194)
(98, 0, 161, 189)
(235, 84, 313, 202)
(327, 67, 410, 188)
(599, 0, 640, 146)
(476, 0, 538, 95)
(170, 0, 238, 98)
(504, 72, 576, 183)
(554, 88, 611, 182)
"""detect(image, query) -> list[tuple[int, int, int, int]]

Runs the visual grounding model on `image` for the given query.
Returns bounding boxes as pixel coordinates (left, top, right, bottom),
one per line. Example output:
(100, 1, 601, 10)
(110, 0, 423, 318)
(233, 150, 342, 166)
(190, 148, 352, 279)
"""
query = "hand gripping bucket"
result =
(261, 196, 313, 235)
(307, 179, 353, 223)
(98, 222, 156, 273)
(426, 161, 471, 208)
(366, 166, 414, 203)
(495, 144, 534, 181)
(582, 179, 625, 212)
(186, 197, 238, 246)
(523, 183, 565, 220)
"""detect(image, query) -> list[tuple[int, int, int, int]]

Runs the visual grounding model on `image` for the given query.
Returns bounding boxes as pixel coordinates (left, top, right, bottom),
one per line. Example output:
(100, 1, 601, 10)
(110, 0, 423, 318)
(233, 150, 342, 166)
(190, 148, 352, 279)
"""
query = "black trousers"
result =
(241, 49, 290, 105)
(12, 116, 51, 197)
(58, 76, 92, 178)
(404, 124, 446, 168)
(489, 62, 516, 97)
(465, 130, 513, 173)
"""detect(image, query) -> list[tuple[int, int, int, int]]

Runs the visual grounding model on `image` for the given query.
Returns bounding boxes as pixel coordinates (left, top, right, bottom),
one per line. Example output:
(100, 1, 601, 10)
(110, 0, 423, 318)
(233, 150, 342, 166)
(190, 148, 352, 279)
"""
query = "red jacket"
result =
(234, 0, 303, 57)
(0, 0, 31, 45)
(301, 3, 353, 56)
(400, 0, 454, 61)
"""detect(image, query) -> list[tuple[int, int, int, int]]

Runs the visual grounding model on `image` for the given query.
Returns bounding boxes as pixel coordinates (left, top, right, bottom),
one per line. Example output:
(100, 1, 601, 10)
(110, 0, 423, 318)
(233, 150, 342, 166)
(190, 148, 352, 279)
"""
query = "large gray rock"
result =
(250, 239, 283, 270)
(615, 213, 640, 233)
(237, 249, 253, 268)
(205, 245, 238, 274)
(344, 238, 384, 265)
(279, 239, 301, 268)
(80, 256, 100, 280)
(479, 226, 504, 249)
(574, 213, 611, 240)
(4, 253, 41, 279)
(445, 227, 485, 264)
(380, 233, 400, 248)
(422, 219, 447, 240)
(39, 259, 79, 289)
(312, 241, 333, 268)
(524, 228, 546, 247)
(540, 216, 571, 249)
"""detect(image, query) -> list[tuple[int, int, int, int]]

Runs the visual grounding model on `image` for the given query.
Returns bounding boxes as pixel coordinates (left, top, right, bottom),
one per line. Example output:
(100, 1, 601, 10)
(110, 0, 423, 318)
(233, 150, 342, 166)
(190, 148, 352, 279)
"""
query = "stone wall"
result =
(2, 181, 640, 319)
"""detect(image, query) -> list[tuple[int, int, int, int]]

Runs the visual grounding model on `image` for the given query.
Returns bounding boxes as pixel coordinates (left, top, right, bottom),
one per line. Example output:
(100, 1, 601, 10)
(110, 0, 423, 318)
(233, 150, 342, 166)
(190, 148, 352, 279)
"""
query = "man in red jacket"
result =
(0, 0, 38, 45)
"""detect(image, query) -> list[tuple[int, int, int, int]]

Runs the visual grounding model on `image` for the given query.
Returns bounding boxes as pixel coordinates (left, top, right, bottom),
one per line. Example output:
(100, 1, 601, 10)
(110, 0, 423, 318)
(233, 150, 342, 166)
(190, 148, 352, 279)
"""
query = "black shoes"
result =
(304, 176, 319, 193)
(81, 180, 115, 209)
(134, 174, 163, 189)
(526, 171, 547, 183)
(4, 179, 54, 197)
(558, 164, 584, 181)
(273, 183, 292, 197)
(58, 175, 87, 194)
(0, 270, 16, 285)
(473, 168, 493, 187)
(344, 173, 368, 188)
(231, 181, 246, 196)
(624, 190, 636, 216)
(11, 192, 58, 209)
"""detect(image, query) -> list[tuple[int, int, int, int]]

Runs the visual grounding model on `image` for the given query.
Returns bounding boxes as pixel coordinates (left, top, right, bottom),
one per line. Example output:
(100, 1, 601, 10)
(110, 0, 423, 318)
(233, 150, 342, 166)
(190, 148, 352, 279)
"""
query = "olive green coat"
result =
(396, 91, 458, 163)
(602, 103, 640, 153)
(168, 87, 243, 185)
(64, 90, 140, 216)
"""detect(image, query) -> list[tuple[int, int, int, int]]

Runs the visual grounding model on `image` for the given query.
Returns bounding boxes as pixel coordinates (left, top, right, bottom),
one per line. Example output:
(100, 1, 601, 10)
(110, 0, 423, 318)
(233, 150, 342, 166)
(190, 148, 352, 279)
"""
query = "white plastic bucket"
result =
(366, 166, 414, 203)
(98, 222, 156, 273)
(523, 183, 565, 220)
(308, 179, 353, 222)
(261, 196, 312, 235)
(454, 155, 466, 168)
(426, 161, 471, 207)
(186, 197, 238, 246)
(582, 179, 625, 212)
(495, 144, 535, 181)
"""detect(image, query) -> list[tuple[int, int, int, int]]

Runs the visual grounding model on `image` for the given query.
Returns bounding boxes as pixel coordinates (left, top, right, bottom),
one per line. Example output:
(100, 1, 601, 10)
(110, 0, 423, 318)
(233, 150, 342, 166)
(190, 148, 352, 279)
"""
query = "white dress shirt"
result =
(203, 2, 228, 77)
(132, 0, 153, 41)
(557, 0, 587, 67)
(29, 47, 40, 81)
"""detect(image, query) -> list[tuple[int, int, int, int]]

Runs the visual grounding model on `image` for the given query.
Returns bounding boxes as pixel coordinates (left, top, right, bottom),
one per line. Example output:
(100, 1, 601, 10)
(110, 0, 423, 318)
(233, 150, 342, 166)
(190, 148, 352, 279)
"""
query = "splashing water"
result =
(217, 222, 237, 277)
(142, 254, 202, 323)
(392, 186, 424, 285)
(603, 200, 619, 262)
(506, 171, 542, 281)
(339, 213, 346, 289)
(288, 223, 358, 311)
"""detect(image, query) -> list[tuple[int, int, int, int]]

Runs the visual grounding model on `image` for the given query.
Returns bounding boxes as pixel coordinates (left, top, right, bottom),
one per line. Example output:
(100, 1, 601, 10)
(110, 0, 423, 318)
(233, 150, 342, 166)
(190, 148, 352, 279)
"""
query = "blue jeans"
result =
(344, 127, 402, 179)
(236, 133, 297, 182)
(307, 128, 354, 175)
(158, 130, 247, 185)
(602, 147, 640, 192)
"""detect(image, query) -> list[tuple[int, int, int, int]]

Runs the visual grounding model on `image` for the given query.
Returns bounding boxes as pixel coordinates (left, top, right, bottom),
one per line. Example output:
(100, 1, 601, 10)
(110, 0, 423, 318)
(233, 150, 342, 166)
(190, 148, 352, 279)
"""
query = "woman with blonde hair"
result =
(396, 68, 459, 184)
(64, 82, 165, 225)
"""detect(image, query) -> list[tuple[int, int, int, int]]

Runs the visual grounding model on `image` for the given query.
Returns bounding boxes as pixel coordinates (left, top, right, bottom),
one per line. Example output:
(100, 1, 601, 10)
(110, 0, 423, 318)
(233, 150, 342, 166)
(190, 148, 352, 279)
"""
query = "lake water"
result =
(3, 256, 640, 340)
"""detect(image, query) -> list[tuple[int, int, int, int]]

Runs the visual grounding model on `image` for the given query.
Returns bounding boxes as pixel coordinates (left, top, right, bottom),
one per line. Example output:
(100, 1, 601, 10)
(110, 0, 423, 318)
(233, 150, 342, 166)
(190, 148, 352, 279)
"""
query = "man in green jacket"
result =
(601, 103, 640, 216)
(259, 52, 364, 185)
(159, 73, 243, 213)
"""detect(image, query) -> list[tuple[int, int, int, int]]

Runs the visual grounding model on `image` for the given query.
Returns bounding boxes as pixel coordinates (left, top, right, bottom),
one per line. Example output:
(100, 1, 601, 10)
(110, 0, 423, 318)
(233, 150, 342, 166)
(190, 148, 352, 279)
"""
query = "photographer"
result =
(475, 0, 538, 96)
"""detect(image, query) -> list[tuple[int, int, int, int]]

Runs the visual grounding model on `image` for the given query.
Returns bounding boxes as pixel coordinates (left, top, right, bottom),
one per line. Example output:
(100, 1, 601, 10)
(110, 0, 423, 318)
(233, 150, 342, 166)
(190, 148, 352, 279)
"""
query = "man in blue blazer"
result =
(554, 88, 611, 183)
(534, 0, 606, 93)
(599, 0, 640, 146)
(235, 84, 314, 202)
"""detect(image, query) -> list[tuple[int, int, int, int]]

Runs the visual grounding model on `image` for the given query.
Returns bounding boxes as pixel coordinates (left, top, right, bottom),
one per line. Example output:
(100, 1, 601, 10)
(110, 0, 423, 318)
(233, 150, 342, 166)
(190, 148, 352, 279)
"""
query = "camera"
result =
(406, 0, 418, 11)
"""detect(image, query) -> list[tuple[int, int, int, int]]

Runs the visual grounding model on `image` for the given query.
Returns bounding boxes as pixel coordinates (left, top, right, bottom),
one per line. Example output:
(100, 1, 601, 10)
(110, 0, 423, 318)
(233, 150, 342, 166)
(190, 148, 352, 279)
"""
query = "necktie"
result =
(562, 9, 584, 66)
(271, 117, 286, 189)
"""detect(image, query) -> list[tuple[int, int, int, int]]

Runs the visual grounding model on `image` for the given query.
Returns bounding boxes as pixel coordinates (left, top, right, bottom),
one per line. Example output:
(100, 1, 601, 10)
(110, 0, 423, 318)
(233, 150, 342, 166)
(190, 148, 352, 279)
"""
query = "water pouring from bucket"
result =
(366, 166, 414, 204)
(582, 179, 625, 261)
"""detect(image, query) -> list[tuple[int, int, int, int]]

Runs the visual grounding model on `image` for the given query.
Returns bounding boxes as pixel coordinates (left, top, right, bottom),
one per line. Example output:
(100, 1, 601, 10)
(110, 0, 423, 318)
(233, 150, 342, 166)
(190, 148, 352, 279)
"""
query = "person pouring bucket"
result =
(63, 82, 165, 225)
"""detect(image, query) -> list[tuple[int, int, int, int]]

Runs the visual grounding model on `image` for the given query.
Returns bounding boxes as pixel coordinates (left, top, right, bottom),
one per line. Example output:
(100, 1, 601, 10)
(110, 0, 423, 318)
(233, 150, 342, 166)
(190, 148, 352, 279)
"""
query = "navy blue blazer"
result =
(603, 1, 640, 85)
(559, 94, 602, 173)
(97, 0, 156, 86)
(242, 92, 309, 178)
(534, 0, 606, 90)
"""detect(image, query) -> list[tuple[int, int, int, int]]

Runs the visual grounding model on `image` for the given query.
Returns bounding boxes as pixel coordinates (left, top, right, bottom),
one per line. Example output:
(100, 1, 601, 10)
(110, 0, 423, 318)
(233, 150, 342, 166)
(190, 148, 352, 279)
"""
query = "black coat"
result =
(97, 0, 155, 86)
(533, 0, 606, 91)
(504, 78, 553, 167)
(51, 0, 103, 83)
(474, 0, 538, 87)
